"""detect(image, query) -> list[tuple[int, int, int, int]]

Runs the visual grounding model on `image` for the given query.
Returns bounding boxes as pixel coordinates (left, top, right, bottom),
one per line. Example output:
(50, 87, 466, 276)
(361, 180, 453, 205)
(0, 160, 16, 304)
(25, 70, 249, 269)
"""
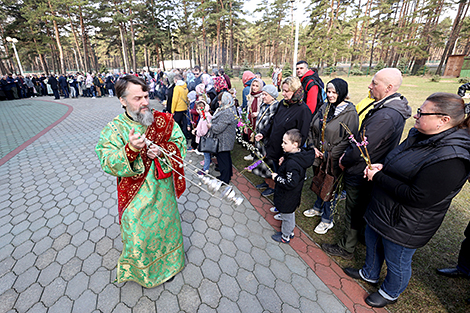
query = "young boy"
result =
(271, 129, 315, 244)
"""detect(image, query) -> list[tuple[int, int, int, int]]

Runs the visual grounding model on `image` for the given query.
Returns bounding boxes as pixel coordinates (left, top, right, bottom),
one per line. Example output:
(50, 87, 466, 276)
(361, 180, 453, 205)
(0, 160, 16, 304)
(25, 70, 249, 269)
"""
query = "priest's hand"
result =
(129, 128, 146, 150)
(147, 144, 161, 159)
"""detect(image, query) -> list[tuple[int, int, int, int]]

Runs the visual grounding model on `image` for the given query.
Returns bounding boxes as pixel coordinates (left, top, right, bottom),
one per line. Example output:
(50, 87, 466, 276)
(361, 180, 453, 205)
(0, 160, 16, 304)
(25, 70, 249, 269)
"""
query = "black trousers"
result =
(173, 111, 189, 140)
(52, 89, 60, 99)
(458, 221, 470, 275)
(216, 151, 233, 184)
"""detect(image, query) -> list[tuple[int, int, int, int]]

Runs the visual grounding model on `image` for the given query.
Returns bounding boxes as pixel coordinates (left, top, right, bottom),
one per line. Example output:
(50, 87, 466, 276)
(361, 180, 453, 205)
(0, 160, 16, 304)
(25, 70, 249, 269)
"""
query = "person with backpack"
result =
(296, 61, 325, 116)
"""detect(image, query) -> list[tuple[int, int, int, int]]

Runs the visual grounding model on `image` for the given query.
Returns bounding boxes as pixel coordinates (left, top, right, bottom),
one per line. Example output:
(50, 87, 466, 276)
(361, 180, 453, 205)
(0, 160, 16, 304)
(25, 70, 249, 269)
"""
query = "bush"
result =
(373, 60, 386, 73)
(223, 65, 234, 78)
(267, 66, 274, 77)
(430, 75, 441, 82)
(283, 62, 293, 77)
(458, 77, 470, 84)
(325, 66, 337, 75)
(350, 64, 364, 76)
(238, 60, 252, 79)
(397, 58, 409, 74)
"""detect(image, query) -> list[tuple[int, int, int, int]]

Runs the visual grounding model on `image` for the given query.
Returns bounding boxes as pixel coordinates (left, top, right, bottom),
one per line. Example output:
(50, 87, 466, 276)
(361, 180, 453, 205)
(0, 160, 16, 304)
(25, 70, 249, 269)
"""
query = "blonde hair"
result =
(281, 76, 302, 92)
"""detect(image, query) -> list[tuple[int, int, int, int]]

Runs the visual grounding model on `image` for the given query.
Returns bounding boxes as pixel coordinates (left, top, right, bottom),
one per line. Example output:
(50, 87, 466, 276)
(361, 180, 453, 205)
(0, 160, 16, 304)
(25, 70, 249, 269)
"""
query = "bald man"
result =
(322, 68, 412, 260)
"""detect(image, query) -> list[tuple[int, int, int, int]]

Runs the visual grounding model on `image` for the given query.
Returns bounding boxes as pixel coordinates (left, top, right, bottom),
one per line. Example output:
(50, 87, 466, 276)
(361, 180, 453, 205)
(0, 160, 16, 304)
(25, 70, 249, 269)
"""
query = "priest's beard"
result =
(127, 102, 156, 126)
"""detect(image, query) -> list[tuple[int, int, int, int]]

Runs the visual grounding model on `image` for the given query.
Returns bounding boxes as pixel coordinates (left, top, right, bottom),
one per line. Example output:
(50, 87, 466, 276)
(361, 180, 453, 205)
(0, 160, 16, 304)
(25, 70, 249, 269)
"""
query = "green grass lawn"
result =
(230, 75, 470, 313)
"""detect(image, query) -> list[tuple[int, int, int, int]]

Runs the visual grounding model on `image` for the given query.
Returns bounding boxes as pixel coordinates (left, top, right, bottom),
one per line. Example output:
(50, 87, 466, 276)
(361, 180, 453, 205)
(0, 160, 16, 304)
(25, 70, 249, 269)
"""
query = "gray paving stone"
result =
(257, 284, 283, 313)
(218, 254, 239, 277)
(189, 231, 206, 249)
(77, 240, 95, 259)
(111, 303, 132, 313)
(285, 254, 309, 277)
(56, 244, 77, 265)
(96, 237, 113, 256)
(204, 228, 222, 245)
(186, 246, 205, 267)
(155, 290, 179, 312)
(0, 289, 17, 313)
(192, 218, 208, 233)
(0, 233, 13, 250)
(253, 264, 276, 288)
(65, 271, 89, 300)
(52, 233, 72, 251)
(13, 266, 40, 293)
(235, 250, 255, 271)
(26, 302, 47, 313)
(199, 279, 222, 308)
(133, 296, 156, 313)
(72, 289, 98, 313)
(217, 273, 240, 302)
(0, 272, 16, 296)
(234, 236, 252, 253)
(102, 248, 120, 270)
(71, 229, 89, 248)
(97, 284, 120, 313)
(203, 242, 222, 262)
(0, 256, 15, 278)
(14, 282, 43, 313)
(236, 269, 259, 295)
(275, 279, 301, 308)
(12, 251, 36, 275)
(217, 297, 241, 313)
(60, 257, 82, 281)
(41, 277, 67, 307)
(11, 229, 33, 246)
(182, 263, 204, 288)
(38, 261, 61, 286)
(12, 240, 34, 261)
(177, 284, 201, 312)
(163, 271, 184, 295)
(201, 259, 222, 282)
(238, 291, 263, 313)
(121, 282, 143, 307)
(30, 227, 50, 242)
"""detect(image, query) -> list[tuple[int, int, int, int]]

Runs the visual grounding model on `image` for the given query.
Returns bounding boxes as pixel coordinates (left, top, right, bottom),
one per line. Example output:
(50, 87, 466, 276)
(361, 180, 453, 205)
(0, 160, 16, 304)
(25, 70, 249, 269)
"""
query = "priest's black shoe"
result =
(436, 267, 468, 278)
(365, 292, 397, 308)
(343, 268, 378, 286)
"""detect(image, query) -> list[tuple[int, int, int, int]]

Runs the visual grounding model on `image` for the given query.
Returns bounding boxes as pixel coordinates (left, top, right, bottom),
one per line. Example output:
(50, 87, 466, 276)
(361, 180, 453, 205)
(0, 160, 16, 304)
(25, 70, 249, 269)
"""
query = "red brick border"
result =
(231, 168, 388, 313)
(0, 100, 73, 167)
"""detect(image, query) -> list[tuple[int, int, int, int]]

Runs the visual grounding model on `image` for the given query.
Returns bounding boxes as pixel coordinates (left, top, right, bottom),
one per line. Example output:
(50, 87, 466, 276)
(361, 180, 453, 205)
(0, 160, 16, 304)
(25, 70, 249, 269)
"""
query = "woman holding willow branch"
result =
(305, 78, 358, 234)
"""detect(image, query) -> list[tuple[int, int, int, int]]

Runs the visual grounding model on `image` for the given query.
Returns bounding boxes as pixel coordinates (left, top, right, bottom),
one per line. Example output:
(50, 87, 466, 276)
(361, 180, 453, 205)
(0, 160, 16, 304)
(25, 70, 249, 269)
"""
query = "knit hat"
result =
(327, 78, 348, 105)
(262, 85, 278, 99)
(242, 71, 255, 85)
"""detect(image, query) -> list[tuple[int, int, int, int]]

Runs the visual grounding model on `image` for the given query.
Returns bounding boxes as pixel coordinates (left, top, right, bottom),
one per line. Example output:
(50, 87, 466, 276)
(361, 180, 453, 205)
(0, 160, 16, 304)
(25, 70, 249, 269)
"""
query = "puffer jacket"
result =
(274, 148, 315, 214)
(210, 105, 238, 152)
(364, 127, 470, 249)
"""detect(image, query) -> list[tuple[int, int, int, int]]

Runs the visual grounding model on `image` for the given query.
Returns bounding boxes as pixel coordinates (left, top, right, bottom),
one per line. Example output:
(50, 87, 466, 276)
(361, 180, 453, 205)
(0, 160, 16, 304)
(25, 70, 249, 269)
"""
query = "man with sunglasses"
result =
(322, 68, 412, 260)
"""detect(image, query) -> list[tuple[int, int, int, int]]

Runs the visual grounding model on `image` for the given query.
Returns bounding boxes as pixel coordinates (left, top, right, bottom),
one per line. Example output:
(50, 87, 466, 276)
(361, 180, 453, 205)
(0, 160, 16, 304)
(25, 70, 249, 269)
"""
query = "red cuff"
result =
(125, 143, 140, 163)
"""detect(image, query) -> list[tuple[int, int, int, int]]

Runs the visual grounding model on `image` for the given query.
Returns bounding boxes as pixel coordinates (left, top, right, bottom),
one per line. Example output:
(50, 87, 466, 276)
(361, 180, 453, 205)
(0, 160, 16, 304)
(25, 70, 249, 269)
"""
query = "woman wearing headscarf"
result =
(201, 73, 217, 104)
(242, 71, 256, 110)
(304, 78, 359, 234)
(255, 76, 312, 197)
(344, 93, 470, 308)
(207, 92, 238, 184)
(244, 78, 264, 161)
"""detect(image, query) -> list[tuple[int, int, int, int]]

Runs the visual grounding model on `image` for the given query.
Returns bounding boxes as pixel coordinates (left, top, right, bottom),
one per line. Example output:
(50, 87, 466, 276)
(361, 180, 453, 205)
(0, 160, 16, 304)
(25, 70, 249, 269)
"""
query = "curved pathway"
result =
(0, 96, 385, 312)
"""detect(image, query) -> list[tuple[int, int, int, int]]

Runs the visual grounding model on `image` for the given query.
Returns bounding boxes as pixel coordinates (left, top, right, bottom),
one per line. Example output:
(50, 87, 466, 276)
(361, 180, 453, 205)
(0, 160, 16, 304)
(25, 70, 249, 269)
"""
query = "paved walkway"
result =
(0, 96, 385, 312)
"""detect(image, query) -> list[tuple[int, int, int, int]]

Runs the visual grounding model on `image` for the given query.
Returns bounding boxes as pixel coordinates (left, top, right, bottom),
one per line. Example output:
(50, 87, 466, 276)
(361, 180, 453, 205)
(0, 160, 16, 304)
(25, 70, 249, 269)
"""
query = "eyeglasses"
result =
(416, 108, 448, 118)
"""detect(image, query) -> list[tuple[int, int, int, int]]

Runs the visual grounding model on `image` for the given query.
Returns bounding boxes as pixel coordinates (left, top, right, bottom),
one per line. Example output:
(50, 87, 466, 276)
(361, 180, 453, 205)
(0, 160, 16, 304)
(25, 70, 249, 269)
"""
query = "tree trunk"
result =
(48, 1, 66, 74)
(229, 0, 233, 69)
(78, 5, 89, 73)
(436, 0, 469, 75)
(129, 6, 137, 72)
(67, 9, 85, 71)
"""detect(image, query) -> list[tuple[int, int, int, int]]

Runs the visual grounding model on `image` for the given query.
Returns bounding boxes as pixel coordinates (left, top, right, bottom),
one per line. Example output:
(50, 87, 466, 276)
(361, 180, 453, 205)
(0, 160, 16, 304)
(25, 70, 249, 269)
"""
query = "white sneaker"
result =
(269, 207, 279, 213)
(244, 155, 254, 161)
(195, 150, 203, 156)
(303, 208, 322, 217)
(274, 214, 282, 221)
(314, 221, 334, 234)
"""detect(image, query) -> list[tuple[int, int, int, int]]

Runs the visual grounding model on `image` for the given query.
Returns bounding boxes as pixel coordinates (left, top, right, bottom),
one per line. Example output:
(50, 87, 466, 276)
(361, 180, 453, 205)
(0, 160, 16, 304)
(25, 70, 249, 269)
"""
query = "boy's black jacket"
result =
(274, 148, 315, 214)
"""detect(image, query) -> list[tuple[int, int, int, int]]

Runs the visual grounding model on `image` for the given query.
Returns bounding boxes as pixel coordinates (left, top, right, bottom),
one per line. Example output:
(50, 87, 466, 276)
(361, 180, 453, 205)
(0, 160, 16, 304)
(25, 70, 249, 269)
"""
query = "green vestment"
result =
(95, 112, 186, 288)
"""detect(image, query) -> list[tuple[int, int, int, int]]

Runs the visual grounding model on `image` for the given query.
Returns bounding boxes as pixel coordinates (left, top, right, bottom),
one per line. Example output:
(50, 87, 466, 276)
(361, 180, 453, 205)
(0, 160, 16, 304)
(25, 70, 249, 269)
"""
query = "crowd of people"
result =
(91, 62, 470, 307)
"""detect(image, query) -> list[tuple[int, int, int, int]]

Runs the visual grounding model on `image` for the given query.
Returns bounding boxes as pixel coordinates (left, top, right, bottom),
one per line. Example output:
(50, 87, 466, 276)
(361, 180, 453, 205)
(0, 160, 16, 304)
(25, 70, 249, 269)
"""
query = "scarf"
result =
(284, 87, 304, 106)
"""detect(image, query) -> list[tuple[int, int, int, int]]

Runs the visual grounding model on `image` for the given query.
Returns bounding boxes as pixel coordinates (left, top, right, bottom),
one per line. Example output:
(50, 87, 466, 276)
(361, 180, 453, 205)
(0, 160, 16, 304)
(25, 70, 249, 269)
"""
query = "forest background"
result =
(0, 0, 470, 77)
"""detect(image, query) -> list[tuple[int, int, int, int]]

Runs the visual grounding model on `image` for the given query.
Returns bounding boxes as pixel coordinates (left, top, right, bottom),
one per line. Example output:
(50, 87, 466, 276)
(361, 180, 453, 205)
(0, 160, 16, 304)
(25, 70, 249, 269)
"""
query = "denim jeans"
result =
(361, 225, 416, 300)
(313, 194, 338, 224)
(203, 152, 211, 171)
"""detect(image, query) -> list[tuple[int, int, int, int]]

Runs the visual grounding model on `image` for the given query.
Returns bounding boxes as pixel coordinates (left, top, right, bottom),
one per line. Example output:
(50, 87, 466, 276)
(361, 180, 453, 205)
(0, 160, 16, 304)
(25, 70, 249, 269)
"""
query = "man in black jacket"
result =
(322, 68, 412, 260)
(49, 74, 60, 100)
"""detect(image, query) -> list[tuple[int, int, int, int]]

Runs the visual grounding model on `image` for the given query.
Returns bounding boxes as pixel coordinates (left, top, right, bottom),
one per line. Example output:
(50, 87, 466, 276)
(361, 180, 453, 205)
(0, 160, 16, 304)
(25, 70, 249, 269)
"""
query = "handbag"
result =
(310, 155, 336, 202)
(198, 129, 218, 154)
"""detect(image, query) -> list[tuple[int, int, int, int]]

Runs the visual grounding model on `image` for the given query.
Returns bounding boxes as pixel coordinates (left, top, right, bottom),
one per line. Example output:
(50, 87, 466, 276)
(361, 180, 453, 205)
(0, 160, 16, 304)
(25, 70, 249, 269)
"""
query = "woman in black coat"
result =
(343, 92, 470, 308)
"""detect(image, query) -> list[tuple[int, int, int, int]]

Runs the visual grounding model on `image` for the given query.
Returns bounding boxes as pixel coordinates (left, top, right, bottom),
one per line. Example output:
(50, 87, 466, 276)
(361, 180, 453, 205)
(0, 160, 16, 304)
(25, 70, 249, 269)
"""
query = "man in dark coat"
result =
(58, 74, 69, 98)
(49, 74, 60, 99)
(322, 68, 412, 260)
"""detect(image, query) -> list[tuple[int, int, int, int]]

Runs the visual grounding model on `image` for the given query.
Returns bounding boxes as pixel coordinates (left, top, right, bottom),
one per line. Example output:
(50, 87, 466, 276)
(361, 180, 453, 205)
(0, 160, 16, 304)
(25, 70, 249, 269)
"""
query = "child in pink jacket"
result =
(192, 100, 213, 173)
